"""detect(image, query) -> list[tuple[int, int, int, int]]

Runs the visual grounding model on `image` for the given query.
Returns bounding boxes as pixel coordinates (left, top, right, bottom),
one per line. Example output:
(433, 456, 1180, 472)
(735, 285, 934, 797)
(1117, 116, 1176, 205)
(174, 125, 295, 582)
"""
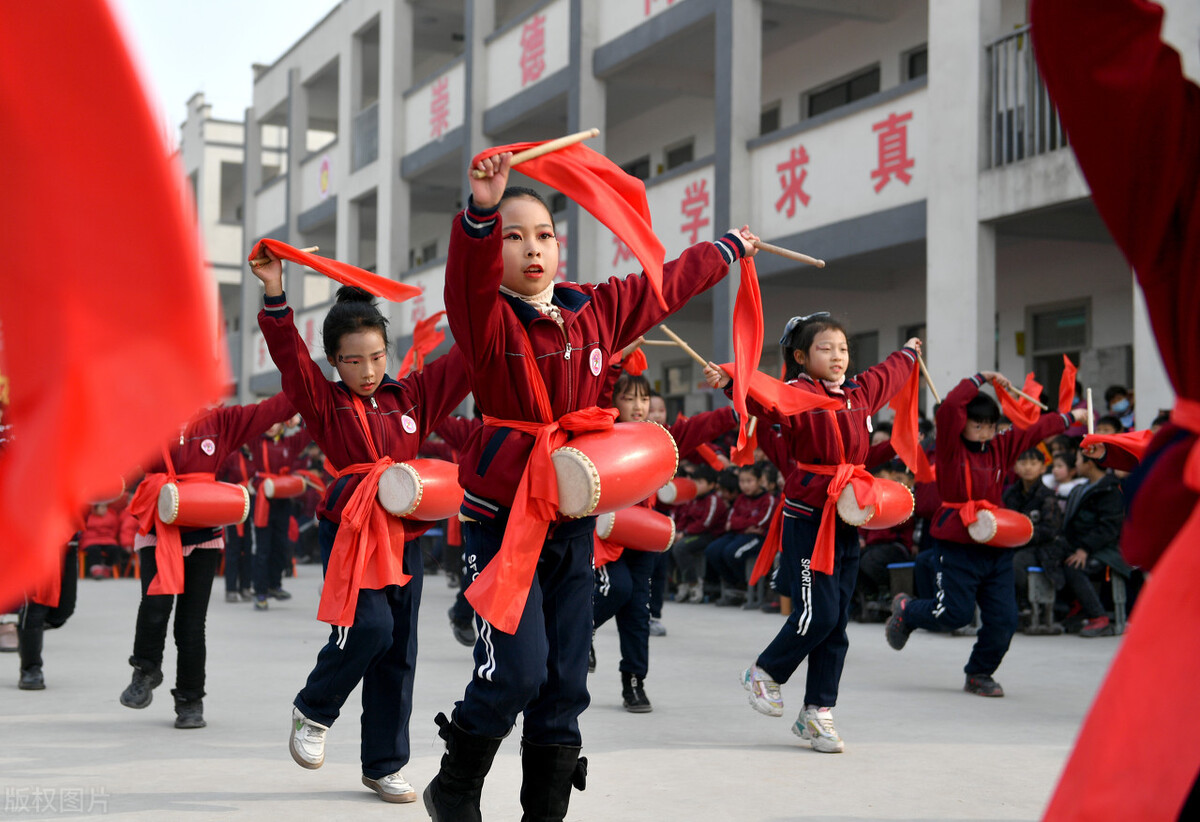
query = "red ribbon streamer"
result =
(249, 238, 422, 304)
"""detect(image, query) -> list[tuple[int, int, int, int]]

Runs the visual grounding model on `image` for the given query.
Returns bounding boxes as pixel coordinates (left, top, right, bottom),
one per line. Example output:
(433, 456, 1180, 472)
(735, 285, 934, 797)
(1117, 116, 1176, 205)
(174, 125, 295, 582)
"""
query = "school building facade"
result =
(232, 0, 1199, 425)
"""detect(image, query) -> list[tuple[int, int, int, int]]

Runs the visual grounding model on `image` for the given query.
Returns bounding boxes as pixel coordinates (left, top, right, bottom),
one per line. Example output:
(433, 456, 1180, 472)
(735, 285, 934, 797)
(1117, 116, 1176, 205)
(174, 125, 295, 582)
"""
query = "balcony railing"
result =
(987, 25, 1067, 168)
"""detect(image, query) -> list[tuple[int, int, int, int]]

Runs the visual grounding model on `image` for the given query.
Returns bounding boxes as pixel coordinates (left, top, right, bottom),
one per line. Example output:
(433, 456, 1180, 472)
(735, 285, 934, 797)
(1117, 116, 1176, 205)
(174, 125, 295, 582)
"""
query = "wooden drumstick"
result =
(471, 128, 600, 179)
(1086, 387, 1095, 435)
(639, 339, 679, 347)
(752, 240, 825, 268)
(249, 246, 319, 268)
(916, 353, 941, 404)
(1010, 385, 1049, 411)
(656, 324, 709, 368)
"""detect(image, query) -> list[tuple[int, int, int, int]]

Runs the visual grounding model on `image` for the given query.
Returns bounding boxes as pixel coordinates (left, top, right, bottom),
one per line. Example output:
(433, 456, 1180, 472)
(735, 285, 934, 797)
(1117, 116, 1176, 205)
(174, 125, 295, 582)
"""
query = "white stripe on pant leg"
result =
(598, 567, 610, 598)
(336, 625, 349, 650)
(476, 620, 497, 682)
(932, 569, 946, 619)
(796, 558, 814, 635)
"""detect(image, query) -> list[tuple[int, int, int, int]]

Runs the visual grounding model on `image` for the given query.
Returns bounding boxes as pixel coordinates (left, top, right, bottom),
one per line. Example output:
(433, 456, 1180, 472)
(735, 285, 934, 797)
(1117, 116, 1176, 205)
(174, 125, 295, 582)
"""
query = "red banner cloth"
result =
(1080, 430, 1156, 465)
(472, 141, 667, 309)
(728, 259, 765, 465)
(888, 366, 936, 483)
(1045, 398, 1200, 821)
(0, 1, 228, 607)
(623, 348, 648, 377)
(1058, 355, 1078, 415)
(249, 239, 422, 304)
(993, 375, 1042, 430)
(398, 311, 448, 378)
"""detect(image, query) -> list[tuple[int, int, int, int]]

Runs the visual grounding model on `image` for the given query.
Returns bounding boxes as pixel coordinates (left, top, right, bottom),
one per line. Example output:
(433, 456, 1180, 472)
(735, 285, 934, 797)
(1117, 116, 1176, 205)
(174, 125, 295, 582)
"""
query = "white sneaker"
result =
(741, 665, 784, 717)
(362, 770, 417, 803)
(290, 707, 329, 769)
(793, 706, 845, 753)
(648, 617, 667, 637)
(674, 582, 693, 602)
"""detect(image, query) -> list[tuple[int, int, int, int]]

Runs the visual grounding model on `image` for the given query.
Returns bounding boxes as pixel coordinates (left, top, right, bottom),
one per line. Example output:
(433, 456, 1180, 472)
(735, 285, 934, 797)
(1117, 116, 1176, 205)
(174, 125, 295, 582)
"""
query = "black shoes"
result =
(173, 690, 207, 728)
(19, 666, 45, 690)
(120, 667, 163, 709)
(885, 593, 914, 650)
(621, 672, 652, 713)
(964, 673, 1005, 697)
(448, 606, 475, 648)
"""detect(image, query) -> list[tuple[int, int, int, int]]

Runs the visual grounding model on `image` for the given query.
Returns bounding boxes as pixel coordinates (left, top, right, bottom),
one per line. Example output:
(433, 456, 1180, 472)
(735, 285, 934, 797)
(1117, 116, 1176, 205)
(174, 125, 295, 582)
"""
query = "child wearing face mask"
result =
(886, 372, 1085, 697)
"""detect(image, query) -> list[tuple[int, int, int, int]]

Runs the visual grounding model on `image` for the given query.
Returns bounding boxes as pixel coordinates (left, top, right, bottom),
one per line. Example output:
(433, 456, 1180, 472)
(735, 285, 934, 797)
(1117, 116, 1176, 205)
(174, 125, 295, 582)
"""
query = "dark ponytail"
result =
(779, 313, 849, 381)
(323, 285, 389, 359)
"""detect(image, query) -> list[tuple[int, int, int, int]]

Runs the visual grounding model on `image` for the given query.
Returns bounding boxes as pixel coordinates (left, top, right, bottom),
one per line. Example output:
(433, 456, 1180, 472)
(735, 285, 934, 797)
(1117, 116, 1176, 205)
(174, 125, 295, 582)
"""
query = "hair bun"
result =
(335, 285, 376, 305)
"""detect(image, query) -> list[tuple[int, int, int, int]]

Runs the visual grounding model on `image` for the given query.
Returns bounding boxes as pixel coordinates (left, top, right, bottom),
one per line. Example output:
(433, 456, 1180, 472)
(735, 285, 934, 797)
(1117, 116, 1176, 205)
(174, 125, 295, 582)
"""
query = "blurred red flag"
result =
(888, 366, 936, 483)
(397, 311, 447, 378)
(1059, 355, 1078, 415)
(0, 1, 229, 607)
(994, 374, 1042, 430)
(249, 239, 421, 304)
(473, 141, 667, 309)
(727, 259, 764, 466)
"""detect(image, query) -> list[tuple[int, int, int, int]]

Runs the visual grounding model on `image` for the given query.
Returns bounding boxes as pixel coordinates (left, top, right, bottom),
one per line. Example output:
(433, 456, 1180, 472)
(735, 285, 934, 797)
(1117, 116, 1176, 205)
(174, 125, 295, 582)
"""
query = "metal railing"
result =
(987, 25, 1067, 168)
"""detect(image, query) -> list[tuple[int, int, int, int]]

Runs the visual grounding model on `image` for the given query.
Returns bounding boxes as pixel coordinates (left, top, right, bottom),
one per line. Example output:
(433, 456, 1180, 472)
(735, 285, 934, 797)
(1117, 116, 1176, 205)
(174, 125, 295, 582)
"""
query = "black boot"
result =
(519, 741, 586, 822)
(120, 661, 163, 709)
(423, 712, 504, 822)
(172, 689, 206, 729)
(16, 608, 43, 672)
(621, 671, 652, 713)
(19, 666, 45, 690)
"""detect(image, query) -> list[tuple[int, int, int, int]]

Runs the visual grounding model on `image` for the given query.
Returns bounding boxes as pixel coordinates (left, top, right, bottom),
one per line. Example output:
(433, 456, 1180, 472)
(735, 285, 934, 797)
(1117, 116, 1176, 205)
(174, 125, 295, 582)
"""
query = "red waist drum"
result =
(552, 422, 678, 518)
(377, 459, 464, 521)
(263, 474, 305, 499)
(158, 481, 250, 528)
(967, 509, 1034, 548)
(595, 506, 675, 553)
(91, 476, 127, 505)
(656, 477, 698, 506)
(836, 479, 915, 530)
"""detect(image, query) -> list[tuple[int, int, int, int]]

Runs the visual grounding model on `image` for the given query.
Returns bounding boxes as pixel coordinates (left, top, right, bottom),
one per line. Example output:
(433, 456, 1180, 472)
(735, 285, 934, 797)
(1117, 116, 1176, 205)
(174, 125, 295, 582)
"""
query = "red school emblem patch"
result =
(401, 414, 418, 434)
(200, 438, 216, 456)
(589, 348, 603, 376)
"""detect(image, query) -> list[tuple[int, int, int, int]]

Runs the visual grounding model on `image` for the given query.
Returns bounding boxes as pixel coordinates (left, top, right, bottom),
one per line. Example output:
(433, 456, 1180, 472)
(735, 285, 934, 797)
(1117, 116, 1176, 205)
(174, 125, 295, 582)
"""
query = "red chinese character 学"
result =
(774, 145, 811, 218)
(644, 0, 677, 15)
(519, 15, 546, 87)
(430, 77, 450, 139)
(870, 111, 915, 193)
(612, 236, 634, 269)
(680, 180, 711, 244)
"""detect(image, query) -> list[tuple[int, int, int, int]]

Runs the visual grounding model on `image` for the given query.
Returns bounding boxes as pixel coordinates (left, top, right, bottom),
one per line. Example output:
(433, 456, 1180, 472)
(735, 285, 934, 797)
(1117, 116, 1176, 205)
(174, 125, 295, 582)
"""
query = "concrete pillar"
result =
(713, 0, 762, 365)
(379, 1, 413, 330)
(464, 0, 496, 195)
(925, 0, 1000, 391)
(567, 0, 606, 285)
(238, 105, 262, 403)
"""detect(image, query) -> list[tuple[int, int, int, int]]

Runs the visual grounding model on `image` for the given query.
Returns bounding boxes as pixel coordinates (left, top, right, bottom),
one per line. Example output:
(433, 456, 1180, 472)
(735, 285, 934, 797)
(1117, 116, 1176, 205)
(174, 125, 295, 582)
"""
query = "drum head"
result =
(835, 485, 875, 526)
(377, 463, 422, 518)
(967, 509, 999, 543)
(552, 447, 601, 518)
(656, 482, 677, 505)
(157, 483, 180, 525)
(595, 512, 616, 540)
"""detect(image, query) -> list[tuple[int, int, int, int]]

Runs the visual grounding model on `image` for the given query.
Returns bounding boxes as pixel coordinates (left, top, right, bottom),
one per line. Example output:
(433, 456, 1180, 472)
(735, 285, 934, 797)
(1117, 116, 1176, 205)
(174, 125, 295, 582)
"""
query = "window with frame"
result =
(621, 155, 651, 180)
(664, 140, 694, 171)
(806, 65, 880, 118)
(903, 46, 928, 81)
(1029, 303, 1088, 395)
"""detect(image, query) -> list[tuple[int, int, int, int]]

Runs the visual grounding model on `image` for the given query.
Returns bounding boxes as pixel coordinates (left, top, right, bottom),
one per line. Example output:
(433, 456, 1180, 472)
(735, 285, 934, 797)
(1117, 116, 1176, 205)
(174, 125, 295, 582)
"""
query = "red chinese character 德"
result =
(774, 145, 811, 217)
(870, 111, 915, 193)
(430, 77, 450, 139)
(612, 236, 634, 269)
(519, 15, 546, 87)
(680, 180, 711, 244)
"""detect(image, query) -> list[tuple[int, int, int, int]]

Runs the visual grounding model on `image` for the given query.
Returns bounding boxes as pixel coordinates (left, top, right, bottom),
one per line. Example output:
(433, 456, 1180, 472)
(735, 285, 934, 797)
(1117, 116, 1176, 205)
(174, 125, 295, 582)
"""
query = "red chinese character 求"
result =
(430, 77, 450, 139)
(870, 111, 915, 193)
(680, 180, 711, 244)
(519, 15, 546, 87)
(612, 236, 634, 269)
(774, 145, 811, 217)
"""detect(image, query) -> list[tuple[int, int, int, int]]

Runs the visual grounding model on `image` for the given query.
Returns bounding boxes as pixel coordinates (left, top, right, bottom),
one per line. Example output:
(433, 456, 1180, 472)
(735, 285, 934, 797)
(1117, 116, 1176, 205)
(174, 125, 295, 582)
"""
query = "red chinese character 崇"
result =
(430, 77, 450, 139)
(680, 180, 711, 244)
(774, 145, 811, 217)
(612, 236, 634, 269)
(519, 15, 546, 87)
(870, 111, 914, 193)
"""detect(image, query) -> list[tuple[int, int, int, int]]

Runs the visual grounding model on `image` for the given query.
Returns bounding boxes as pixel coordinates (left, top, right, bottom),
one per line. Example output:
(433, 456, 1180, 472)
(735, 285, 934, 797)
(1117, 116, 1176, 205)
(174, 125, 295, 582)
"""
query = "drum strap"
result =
(315, 392, 408, 628)
(942, 460, 998, 532)
(126, 443, 212, 596)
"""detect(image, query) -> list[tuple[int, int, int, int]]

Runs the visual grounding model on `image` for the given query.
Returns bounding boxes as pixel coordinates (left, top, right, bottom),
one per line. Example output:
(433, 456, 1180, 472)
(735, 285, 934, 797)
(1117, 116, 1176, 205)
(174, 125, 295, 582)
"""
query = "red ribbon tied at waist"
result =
(468, 407, 620, 634)
(130, 472, 213, 596)
(317, 457, 409, 627)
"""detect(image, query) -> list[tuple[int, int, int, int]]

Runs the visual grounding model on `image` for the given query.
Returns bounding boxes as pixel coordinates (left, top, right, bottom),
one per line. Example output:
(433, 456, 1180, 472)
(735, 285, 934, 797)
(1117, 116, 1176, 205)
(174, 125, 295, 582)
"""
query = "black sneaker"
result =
(120, 668, 163, 708)
(885, 593, 914, 650)
(621, 672, 652, 713)
(447, 606, 475, 648)
(267, 587, 292, 600)
(173, 690, 207, 729)
(964, 673, 1005, 697)
(19, 666, 45, 691)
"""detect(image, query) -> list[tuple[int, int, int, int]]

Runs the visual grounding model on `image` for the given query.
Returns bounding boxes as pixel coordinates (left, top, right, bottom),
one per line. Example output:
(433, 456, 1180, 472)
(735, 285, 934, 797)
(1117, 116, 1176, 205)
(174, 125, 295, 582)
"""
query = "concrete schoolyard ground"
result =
(1, 567, 1118, 820)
